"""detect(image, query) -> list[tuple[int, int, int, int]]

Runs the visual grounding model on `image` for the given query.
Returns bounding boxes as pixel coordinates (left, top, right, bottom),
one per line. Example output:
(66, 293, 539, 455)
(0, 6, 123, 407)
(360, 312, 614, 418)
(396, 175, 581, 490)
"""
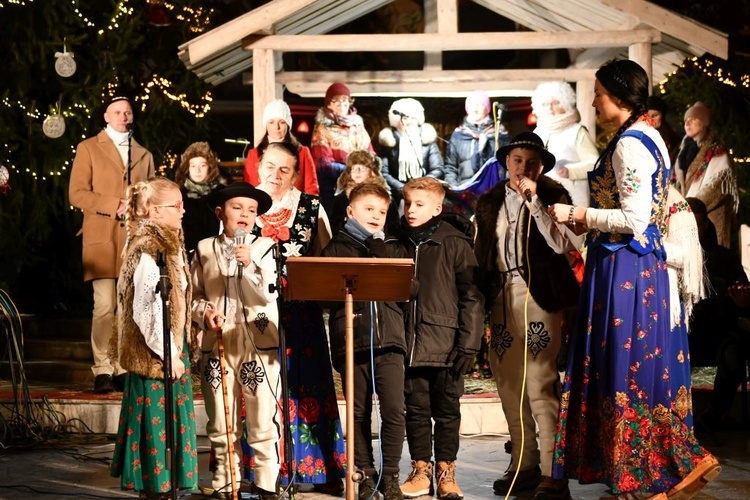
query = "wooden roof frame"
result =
(177, 0, 729, 144)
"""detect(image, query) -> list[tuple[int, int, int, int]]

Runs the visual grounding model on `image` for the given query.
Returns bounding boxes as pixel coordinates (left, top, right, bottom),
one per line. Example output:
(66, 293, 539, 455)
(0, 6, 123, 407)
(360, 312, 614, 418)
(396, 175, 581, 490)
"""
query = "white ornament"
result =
(54, 41, 76, 78)
(43, 114, 66, 138)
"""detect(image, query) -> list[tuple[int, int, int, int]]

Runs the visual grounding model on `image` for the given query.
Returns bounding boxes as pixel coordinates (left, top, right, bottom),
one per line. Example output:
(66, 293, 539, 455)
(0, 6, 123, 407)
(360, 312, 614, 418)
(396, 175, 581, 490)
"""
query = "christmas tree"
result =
(0, 0, 216, 313)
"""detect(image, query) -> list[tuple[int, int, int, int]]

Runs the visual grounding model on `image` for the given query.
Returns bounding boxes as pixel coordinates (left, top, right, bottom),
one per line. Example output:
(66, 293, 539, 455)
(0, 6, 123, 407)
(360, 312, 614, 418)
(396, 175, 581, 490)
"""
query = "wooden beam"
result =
(244, 29, 661, 52)
(423, 0, 442, 70)
(264, 68, 598, 97)
(179, 0, 317, 66)
(437, 0, 458, 34)
(253, 49, 276, 145)
(576, 79, 596, 141)
(598, 0, 727, 59)
(629, 42, 652, 87)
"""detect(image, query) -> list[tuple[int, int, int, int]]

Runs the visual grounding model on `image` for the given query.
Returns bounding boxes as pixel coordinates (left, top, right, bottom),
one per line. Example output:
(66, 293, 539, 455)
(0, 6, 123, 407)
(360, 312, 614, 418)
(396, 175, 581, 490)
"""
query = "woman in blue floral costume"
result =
(244, 141, 346, 495)
(110, 178, 198, 499)
(548, 60, 720, 500)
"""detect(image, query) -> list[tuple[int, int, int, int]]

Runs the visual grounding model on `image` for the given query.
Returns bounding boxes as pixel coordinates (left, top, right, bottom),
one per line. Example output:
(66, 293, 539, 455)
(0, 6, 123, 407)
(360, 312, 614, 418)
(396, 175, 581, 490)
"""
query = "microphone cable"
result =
(503, 196, 534, 500)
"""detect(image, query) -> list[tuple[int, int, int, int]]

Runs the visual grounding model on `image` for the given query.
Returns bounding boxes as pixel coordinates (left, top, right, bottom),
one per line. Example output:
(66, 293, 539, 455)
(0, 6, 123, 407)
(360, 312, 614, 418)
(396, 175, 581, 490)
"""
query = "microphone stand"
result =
(155, 250, 178, 500)
(126, 125, 133, 185)
(270, 240, 295, 498)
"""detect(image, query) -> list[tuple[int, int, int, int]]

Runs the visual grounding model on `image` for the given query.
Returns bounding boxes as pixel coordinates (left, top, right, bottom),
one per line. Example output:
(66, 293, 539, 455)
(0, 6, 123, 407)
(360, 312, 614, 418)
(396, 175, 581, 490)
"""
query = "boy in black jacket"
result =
(399, 177, 484, 500)
(321, 183, 407, 500)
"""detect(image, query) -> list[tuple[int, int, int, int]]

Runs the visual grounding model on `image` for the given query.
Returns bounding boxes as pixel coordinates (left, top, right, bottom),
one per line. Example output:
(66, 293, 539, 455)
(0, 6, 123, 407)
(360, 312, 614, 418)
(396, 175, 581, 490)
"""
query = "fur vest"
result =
(114, 220, 192, 379)
(474, 177, 580, 313)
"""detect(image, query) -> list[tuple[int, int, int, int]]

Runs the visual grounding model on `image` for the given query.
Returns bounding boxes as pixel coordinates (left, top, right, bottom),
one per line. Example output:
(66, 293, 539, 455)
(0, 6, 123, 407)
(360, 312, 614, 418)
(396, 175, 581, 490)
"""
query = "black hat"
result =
(208, 182, 273, 215)
(495, 132, 556, 173)
(100, 91, 135, 125)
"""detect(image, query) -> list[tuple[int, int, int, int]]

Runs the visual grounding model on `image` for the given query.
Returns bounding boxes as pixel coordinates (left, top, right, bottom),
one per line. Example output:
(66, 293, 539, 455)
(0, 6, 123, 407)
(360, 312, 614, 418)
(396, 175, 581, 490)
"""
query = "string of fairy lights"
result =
(0, 0, 215, 181)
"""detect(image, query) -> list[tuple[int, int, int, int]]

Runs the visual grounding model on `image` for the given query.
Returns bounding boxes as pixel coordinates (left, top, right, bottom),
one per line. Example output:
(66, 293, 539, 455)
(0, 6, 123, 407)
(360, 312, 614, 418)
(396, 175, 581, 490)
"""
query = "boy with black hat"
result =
(190, 182, 280, 499)
(474, 132, 579, 500)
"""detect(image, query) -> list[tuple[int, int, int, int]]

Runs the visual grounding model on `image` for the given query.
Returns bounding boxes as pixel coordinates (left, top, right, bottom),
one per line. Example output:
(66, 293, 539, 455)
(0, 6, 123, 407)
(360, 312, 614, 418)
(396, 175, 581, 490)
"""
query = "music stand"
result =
(286, 257, 414, 500)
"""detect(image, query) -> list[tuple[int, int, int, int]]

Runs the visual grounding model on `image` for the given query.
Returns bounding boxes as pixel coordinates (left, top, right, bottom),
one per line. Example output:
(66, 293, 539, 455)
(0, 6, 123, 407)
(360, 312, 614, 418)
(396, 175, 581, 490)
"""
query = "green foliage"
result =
(0, 0, 217, 314)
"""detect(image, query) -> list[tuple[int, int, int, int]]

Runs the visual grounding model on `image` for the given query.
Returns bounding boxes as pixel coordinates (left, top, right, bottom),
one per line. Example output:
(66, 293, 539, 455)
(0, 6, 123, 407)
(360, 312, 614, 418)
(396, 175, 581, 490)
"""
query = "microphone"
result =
(518, 176, 532, 202)
(391, 109, 408, 118)
(234, 227, 247, 276)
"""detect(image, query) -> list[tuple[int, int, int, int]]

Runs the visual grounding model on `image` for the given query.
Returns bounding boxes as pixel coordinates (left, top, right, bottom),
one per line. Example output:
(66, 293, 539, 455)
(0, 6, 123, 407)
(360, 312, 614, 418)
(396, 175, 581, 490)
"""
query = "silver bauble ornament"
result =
(43, 114, 66, 138)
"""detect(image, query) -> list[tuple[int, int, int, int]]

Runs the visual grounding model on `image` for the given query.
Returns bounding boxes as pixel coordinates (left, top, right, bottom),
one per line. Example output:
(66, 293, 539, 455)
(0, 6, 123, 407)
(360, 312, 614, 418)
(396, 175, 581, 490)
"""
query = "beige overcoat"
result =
(69, 129, 155, 281)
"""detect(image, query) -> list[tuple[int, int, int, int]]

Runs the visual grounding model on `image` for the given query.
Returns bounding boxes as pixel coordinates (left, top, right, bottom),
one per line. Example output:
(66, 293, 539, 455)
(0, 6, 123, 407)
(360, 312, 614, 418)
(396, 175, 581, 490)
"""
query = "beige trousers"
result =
(201, 325, 281, 493)
(91, 279, 123, 376)
(489, 280, 563, 477)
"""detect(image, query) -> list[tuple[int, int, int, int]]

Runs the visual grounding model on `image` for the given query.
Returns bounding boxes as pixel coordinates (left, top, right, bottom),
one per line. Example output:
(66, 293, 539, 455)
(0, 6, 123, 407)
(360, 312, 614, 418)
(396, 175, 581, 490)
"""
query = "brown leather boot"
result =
(400, 460, 434, 498)
(435, 461, 463, 499)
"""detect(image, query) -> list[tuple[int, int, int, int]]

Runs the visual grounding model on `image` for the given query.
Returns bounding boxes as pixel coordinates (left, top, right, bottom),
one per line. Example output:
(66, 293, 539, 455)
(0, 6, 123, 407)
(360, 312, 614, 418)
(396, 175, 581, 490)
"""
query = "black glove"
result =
(365, 236, 388, 258)
(448, 349, 475, 377)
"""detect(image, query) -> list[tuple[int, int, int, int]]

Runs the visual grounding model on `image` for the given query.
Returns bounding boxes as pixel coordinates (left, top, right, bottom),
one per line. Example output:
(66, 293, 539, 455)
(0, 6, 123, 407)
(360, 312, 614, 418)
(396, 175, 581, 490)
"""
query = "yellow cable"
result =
(504, 199, 534, 500)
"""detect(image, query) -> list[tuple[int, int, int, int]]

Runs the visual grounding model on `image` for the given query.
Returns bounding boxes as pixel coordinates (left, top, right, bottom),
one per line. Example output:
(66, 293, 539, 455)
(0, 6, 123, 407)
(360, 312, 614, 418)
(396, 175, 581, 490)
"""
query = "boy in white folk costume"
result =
(191, 182, 280, 500)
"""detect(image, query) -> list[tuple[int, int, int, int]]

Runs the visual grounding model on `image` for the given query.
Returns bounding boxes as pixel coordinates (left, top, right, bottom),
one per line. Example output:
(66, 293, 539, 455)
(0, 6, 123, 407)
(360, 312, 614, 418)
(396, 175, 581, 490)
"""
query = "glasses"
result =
(329, 98, 350, 105)
(156, 200, 184, 210)
(351, 165, 370, 172)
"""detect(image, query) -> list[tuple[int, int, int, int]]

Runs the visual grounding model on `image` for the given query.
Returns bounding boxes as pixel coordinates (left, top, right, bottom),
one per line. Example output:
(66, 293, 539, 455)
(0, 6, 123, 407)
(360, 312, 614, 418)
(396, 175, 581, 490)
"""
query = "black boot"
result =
(359, 474, 378, 500)
(378, 472, 404, 500)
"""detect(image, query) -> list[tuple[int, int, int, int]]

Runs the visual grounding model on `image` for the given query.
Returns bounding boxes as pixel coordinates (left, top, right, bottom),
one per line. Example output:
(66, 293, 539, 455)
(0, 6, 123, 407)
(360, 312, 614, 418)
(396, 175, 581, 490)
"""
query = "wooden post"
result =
(629, 41, 653, 90)
(576, 79, 596, 143)
(253, 48, 275, 146)
(424, 0, 458, 70)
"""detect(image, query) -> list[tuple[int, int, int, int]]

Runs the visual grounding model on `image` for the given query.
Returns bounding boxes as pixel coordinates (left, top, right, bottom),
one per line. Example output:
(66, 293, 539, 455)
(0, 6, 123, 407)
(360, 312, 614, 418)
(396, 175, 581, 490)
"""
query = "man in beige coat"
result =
(69, 94, 154, 393)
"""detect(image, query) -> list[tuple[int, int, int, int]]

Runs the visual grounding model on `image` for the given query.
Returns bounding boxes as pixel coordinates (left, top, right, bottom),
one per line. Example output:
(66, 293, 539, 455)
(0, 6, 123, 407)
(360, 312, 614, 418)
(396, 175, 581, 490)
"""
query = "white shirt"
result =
(132, 252, 187, 360)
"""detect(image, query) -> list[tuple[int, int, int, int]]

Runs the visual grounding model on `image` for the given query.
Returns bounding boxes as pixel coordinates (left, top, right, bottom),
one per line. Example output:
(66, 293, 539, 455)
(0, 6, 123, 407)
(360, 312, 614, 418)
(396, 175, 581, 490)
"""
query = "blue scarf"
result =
(344, 217, 385, 242)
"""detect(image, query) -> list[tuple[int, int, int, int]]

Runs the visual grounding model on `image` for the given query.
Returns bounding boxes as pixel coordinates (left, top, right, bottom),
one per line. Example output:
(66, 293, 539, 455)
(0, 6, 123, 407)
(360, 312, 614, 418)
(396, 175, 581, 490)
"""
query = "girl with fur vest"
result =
(329, 149, 400, 236)
(378, 98, 445, 205)
(110, 178, 199, 499)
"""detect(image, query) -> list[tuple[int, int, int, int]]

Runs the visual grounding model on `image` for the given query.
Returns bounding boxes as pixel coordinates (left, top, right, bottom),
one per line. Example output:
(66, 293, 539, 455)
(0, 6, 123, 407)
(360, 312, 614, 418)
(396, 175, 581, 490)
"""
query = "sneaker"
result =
(401, 460, 434, 498)
(378, 472, 404, 500)
(435, 461, 462, 499)
(93, 374, 115, 394)
(359, 475, 378, 500)
(534, 476, 570, 500)
(493, 465, 541, 495)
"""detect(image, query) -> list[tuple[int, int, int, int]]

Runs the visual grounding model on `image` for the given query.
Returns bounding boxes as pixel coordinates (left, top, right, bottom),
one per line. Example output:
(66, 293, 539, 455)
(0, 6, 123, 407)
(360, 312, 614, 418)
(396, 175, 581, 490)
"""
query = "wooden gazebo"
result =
(179, 0, 728, 143)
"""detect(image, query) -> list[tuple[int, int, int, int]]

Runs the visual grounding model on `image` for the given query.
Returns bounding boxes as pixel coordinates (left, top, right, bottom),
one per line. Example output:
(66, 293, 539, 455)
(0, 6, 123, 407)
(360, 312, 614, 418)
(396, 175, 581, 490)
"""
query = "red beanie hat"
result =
(325, 82, 351, 103)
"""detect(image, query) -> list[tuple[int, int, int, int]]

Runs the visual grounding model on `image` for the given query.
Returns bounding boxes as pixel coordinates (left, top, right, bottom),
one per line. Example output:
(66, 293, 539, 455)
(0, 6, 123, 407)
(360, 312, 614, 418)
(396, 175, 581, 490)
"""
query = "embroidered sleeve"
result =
(243, 238, 279, 304)
(133, 253, 180, 360)
(585, 135, 656, 234)
(531, 197, 575, 253)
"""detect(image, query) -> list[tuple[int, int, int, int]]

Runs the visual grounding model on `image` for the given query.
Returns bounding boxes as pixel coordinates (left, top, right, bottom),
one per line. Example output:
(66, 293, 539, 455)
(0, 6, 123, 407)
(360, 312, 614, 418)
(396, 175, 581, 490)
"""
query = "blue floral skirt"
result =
(552, 245, 708, 494)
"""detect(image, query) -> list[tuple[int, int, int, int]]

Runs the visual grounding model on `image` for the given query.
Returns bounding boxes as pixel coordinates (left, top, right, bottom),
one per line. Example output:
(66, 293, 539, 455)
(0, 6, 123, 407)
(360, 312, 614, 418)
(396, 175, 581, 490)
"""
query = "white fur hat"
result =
(262, 99, 293, 128)
(388, 98, 425, 128)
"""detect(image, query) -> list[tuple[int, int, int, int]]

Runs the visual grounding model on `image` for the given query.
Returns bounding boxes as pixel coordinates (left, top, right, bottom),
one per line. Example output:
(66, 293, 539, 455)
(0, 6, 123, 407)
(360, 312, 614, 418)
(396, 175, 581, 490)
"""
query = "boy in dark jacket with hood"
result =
(321, 183, 407, 500)
(398, 177, 484, 500)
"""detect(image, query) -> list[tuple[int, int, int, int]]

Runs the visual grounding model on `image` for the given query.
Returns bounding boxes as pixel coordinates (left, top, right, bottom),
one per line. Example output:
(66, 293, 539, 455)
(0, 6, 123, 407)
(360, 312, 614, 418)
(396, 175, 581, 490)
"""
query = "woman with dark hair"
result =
(175, 141, 225, 257)
(244, 99, 319, 196)
(548, 60, 720, 500)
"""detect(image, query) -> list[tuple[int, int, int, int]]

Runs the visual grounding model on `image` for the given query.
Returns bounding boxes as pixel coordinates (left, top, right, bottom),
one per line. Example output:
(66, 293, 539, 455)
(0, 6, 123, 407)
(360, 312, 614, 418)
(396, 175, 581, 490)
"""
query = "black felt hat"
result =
(208, 182, 273, 215)
(495, 132, 556, 173)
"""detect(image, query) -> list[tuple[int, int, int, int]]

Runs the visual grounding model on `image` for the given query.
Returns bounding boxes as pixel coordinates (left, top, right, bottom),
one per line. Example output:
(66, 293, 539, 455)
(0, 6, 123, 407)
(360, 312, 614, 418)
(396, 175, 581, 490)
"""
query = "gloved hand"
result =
(365, 236, 388, 258)
(448, 349, 475, 377)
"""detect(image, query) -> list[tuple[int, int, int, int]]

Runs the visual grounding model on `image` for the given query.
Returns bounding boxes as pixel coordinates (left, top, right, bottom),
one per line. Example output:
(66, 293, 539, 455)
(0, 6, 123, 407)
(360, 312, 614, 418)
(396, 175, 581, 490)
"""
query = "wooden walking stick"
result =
(216, 328, 238, 500)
